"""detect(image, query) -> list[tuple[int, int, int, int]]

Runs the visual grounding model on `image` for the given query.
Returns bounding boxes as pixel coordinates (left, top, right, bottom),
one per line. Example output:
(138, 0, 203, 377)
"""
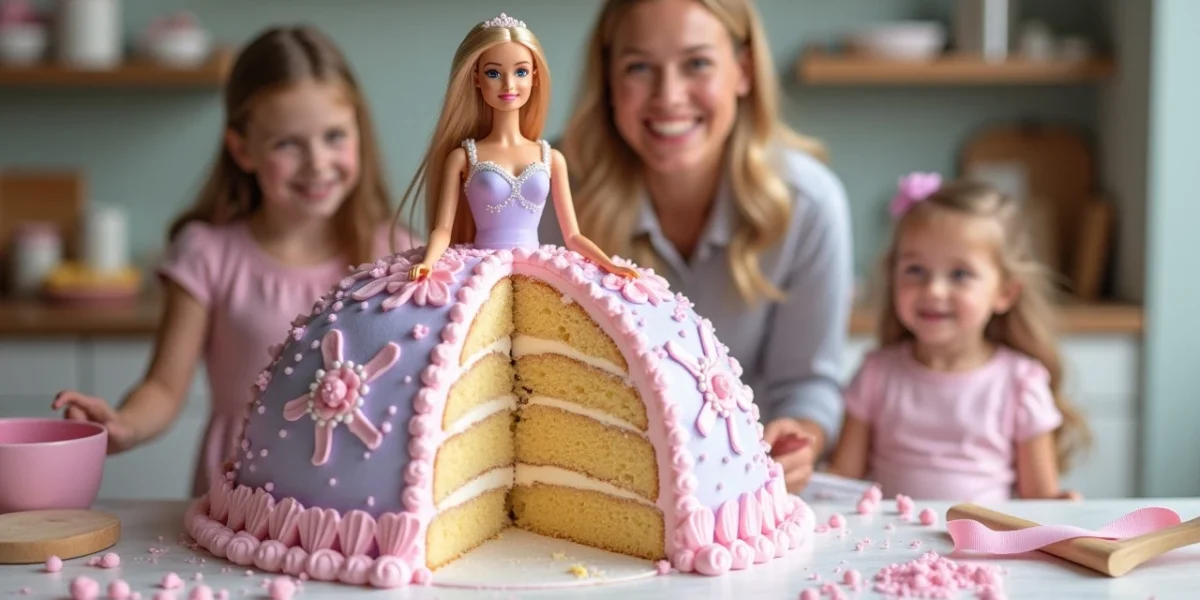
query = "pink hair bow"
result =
(889, 172, 942, 218)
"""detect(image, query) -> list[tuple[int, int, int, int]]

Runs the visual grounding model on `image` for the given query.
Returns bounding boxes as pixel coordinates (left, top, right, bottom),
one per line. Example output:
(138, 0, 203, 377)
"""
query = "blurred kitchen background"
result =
(0, 0, 1195, 498)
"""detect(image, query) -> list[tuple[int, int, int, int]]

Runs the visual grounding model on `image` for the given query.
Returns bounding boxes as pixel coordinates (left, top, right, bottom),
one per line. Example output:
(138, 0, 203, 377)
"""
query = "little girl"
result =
(52, 25, 414, 497)
(827, 173, 1091, 502)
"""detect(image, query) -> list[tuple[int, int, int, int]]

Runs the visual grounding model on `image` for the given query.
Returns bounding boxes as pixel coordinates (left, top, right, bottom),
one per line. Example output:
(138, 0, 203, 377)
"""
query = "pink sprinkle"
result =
(857, 498, 876, 514)
(366, 496, 375, 507)
(799, 589, 820, 600)
(854, 541, 867, 552)
(160, 573, 184, 589)
(259, 449, 268, 457)
(910, 540, 923, 549)
(44, 555, 63, 572)
(268, 578, 297, 600)
(387, 405, 397, 415)
(329, 478, 337, 486)
(327, 314, 337, 323)
(278, 429, 287, 438)
(108, 580, 132, 599)
(828, 513, 845, 528)
(404, 375, 412, 384)
(188, 586, 213, 600)
(815, 524, 829, 534)
(359, 302, 368, 310)
(283, 367, 293, 375)
(896, 494, 914, 516)
(872, 551, 1005, 598)
(194, 573, 203, 581)
(363, 452, 371, 459)
(70, 576, 99, 600)
(100, 552, 121, 568)
(244, 570, 254, 577)
(265, 482, 274, 492)
(655, 560, 671, 575)
(381, 422, 393, 434)
(919, 507, 938, 526)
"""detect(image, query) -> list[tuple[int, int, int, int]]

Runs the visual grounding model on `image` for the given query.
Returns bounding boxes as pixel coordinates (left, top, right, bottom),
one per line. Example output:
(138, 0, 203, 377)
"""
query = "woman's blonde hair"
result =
(562, 0, 828, 305)
(875, 179, 1093, 473)
(393, 19, 551, 246)
(168, 25, 395, 267)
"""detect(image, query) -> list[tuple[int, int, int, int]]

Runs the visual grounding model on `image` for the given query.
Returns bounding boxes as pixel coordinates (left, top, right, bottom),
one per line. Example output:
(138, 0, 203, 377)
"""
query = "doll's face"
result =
(607, 0, 750, 177)
(475, 41, 537, 113)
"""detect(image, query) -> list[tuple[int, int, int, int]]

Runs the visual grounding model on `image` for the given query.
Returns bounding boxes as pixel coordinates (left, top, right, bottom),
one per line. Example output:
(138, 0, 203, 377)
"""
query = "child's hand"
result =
(763, 418, 825, 493)
(51, 391, 136, 454)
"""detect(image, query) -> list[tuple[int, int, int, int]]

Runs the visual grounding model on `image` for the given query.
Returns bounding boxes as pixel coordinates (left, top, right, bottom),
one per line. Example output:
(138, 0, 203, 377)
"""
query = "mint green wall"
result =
(1142, 0, 1200, 497)
(0, 0, 1102, 277)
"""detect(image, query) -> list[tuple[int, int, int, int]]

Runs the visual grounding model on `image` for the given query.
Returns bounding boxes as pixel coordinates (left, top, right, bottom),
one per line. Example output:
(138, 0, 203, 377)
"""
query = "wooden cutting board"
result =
(0, 510, 120, 564)
(960, 122, 1095, 287)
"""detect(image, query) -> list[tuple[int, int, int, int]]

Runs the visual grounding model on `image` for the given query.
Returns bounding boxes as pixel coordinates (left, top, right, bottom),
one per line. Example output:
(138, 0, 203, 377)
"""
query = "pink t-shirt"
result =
(157, 219, 415, 497)
(844, 343, 1063, 502)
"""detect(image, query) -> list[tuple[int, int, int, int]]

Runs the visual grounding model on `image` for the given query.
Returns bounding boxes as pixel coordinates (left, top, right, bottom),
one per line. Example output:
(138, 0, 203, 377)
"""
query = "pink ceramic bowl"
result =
(0, 418, 107, 514)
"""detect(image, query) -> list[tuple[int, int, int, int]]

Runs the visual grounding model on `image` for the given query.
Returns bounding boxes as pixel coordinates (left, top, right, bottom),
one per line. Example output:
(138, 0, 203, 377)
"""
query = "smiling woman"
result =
(547, 0, 855, 493)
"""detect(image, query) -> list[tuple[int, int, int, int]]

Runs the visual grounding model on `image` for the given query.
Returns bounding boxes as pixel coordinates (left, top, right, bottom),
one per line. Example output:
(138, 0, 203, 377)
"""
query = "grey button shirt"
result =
(539, 147, 854, 447)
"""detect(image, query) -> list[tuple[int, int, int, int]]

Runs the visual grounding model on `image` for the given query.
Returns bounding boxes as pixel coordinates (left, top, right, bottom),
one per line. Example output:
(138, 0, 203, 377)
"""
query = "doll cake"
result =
(183, 245, 815, 587)
(183, 11, 814, 588)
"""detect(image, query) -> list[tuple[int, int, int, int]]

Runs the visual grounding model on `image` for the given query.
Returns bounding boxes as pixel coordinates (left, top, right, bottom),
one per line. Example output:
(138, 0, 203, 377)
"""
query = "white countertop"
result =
(1, 498, 1195, 599)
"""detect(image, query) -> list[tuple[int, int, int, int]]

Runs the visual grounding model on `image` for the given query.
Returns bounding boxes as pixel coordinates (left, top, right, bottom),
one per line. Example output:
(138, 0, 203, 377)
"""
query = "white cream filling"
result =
(436, 466, 514, 513)
(434, 463, 656, 514)
(515, 464, 655, 507)
(444, 394, 518, 437)
(512, 335, 627, 378)
(526, 394, 645, 436)
(459, 337, 512, 370)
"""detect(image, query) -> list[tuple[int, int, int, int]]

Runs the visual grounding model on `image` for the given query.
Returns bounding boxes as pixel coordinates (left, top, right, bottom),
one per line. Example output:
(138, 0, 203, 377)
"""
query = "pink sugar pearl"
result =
(188, 585, 214, 600)
(160, 572, 184, 589)
(107, 580, 132, 599)
(843, 569, 862, 588)
(268, 578, 297, 600)
(99, 552, 120, 568)
(896, 494, 914, 514)
(856, 498, 876, 514)
(865, 484, 882, 502)
(799, 588, 820, 600)
(828, 513, 846, 528)
(44, 555, 63, 572)
(69, 576, 99, 600)
(919, 507, 938, 526)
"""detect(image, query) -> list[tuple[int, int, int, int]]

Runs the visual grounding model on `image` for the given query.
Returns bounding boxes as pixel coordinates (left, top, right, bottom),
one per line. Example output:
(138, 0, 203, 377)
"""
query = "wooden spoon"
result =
(947, 503, 1200, 577)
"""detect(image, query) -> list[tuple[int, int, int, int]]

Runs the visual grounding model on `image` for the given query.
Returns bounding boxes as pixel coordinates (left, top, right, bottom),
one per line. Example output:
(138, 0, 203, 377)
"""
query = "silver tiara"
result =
(482, 12, 525, 29)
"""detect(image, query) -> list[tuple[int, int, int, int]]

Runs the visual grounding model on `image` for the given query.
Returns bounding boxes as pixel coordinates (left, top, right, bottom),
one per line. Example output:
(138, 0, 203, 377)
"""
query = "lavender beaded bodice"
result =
(462, 138, 550, 250)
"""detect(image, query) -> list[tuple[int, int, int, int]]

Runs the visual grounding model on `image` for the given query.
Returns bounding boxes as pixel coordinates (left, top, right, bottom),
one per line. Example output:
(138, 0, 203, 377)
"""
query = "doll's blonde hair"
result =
(169, 25, 395, 267)
(874, 179, 1093, 473)
(394, 19, 551, 246)
(562, 0, 828, 305)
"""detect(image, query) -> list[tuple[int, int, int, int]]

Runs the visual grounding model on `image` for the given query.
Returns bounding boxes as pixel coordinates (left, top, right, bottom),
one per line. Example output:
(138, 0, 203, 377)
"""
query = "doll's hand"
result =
(51, 391, 135, 454)
(409, 263, 431, 281)
(604, 263, 640, 279)
(1058, 489, 1083, 501)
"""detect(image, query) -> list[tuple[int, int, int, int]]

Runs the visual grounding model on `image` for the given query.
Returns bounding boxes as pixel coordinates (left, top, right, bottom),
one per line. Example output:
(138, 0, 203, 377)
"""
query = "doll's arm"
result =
(826, 414, 870, 480)
(1016, 432, 1078, 499)
(410, 147, 468, 280)
(548, 149, 638, 278)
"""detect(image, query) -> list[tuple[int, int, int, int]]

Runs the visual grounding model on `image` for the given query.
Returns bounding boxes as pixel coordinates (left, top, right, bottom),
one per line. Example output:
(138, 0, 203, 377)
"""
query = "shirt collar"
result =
(634, 174, 737, 249)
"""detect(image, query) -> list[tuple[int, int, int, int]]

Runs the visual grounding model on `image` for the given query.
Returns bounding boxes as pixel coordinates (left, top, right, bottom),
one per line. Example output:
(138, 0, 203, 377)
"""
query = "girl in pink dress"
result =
(52, 25, 415, 497)
(827, 173, 1092, 502)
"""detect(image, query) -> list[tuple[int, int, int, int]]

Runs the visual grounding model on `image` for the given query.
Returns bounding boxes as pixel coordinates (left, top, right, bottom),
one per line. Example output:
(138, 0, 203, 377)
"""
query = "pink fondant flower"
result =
(349, 255, 462, 311)
(665, 319, 754, 454)
(283, 329, 401, 466)
(889, 172, 942, 218)
(602, 258, 671, 305)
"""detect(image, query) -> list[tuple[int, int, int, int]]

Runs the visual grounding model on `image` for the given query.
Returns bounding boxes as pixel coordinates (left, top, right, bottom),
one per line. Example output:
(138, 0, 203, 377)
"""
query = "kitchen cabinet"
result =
(0, 332, 1141, 500)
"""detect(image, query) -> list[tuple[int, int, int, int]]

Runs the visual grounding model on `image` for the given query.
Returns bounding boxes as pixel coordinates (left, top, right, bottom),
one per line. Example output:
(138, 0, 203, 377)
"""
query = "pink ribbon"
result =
(947, 507, 1181, 555)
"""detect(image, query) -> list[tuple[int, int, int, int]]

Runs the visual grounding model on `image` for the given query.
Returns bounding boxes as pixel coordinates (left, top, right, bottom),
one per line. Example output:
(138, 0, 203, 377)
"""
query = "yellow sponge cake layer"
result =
(433, 410, 514, 504)
(515, 404, 657, 501)
(443, 352, 515, 429)
(511, 483, 664, 561)
(426, 486, 510, 570)
(515, 354, 647, 431)
(461, 277, 514, 363)
(512, 276, 627, 371)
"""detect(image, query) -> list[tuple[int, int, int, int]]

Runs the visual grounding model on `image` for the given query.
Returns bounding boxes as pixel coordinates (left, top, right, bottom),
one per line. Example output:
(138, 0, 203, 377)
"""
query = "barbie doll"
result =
(397, 13, 639, 281)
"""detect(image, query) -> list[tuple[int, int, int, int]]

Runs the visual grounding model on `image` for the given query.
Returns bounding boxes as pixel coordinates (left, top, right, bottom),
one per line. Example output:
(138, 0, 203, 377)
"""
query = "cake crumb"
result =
(551, 551, 568, 560)
(567, 564, 589, 578)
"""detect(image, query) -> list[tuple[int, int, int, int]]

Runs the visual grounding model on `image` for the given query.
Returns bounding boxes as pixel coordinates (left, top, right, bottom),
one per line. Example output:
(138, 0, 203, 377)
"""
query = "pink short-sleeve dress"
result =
(157, 220, 414, 497)
(843, 343, 1063, 502)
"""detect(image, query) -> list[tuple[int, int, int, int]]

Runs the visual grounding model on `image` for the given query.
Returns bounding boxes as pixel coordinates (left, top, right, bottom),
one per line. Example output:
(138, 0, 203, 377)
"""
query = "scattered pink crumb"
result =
(244, 570, 254, 577)
(69, 576, 99, 600)
(882, 540, 891, 549)
(16, 587, 31, 595)
(896, 494, 914, 516)
(828, 513, 846, 528)
(153, 592, 175, 600)
(873, 551, 1005, 598)
(188, 585, 214, 600)
(815, 524, 829, 533)
(194, 573, 203, 581)
(267, 578, 297, 600)
(44, 555, 63, 572)
(807, 573, 820, 581)
(843, 569, 862, 589)
(854, 541, 867, 552)
(160, 572, 183, 589)
(215, 592, 229, 600)
(910, 540, 923, 549)
(86, 556, 101, 567)
(919, 507, 938, 526)
(99, 552, 121, 568)
(655, 560, 671, 575)
(865, 484, 882, 502)
(834, 566, 842, 574)
(885, 523, 896, 531)
(108, 579, 131, 599)
(799, 588, 820, 600)
(856, 498, 877, 514)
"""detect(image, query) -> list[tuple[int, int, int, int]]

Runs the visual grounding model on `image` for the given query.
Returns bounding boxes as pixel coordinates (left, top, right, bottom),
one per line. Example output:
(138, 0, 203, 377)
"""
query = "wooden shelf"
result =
(796, 48, 1115, 85)
(0, 46, 232, 88)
